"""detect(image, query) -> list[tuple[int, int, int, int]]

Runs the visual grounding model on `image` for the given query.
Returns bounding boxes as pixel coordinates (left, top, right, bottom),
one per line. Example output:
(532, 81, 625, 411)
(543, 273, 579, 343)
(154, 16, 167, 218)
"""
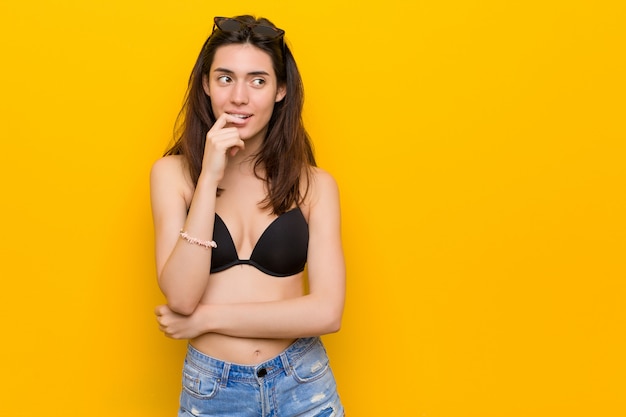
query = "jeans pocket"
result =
(290, 341, 330, 383)
(181, 362, 220, 399)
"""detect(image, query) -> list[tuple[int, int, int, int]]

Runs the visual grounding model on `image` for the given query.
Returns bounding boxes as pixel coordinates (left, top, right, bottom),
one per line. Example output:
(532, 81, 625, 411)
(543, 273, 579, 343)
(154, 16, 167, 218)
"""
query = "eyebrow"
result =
(213, 67, 271, 76)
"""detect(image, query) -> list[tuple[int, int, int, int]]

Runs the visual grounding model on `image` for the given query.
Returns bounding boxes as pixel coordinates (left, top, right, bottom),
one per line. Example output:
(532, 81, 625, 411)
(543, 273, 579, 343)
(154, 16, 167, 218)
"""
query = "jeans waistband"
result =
(184, 337, 321, 384)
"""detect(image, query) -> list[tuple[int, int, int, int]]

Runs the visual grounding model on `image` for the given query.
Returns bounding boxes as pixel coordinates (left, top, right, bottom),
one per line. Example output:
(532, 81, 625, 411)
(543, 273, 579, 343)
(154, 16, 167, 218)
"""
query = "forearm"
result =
(198, 294, 344, 339)
(157, 173, 219, 314)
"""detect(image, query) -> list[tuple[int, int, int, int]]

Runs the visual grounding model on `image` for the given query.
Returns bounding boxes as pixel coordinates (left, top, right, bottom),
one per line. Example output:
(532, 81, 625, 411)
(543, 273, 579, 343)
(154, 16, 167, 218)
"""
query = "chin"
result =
(239, 126, 267, 142)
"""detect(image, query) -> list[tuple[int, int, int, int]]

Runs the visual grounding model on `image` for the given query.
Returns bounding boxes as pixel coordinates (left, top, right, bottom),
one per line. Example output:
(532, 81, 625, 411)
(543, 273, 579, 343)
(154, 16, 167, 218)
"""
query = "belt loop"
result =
(220, 362, 230, 387)
(279, 352, 291, 376)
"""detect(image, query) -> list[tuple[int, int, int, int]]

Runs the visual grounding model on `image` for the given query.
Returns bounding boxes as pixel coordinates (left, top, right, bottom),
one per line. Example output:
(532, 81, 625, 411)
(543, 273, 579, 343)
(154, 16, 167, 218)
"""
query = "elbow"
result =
(329, 314, 343, 333)
(310, 293, 344, 335)
(320, 307, 343, 334)
(165, 295, 198, 316)
(325, 319, 342, 334)
(158, 277, 201, 316)
(168, 301, 196, 316)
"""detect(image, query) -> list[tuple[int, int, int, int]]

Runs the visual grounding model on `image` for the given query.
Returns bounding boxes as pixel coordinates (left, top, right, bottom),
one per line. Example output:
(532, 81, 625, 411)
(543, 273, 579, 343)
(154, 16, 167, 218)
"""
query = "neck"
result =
(226, 139, 263, 177)
(229, 125, 267, 165)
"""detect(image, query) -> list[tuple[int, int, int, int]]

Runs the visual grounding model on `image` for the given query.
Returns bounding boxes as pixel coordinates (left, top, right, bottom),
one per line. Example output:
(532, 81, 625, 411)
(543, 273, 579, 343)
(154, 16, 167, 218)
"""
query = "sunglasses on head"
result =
(213, 17, 285, 39)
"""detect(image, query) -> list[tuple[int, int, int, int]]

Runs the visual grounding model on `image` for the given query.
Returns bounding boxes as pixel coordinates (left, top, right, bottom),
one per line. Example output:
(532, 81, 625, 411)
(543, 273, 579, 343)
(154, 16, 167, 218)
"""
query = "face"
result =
(203, 43, 286, 142)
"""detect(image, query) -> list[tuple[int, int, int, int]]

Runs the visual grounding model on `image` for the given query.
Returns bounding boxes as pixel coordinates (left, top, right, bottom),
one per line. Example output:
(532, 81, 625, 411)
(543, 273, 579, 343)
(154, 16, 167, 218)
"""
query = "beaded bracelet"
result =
(179, 230, 217, 249)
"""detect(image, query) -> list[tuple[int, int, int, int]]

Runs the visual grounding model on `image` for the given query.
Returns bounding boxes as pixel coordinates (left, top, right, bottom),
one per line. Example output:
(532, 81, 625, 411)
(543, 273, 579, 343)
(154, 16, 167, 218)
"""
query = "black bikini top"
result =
(210, 208, 309, 277)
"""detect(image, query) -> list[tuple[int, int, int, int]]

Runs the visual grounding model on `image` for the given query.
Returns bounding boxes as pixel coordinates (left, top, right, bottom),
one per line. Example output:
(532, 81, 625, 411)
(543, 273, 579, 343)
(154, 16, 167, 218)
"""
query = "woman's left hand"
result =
(154, 304, 205, 339)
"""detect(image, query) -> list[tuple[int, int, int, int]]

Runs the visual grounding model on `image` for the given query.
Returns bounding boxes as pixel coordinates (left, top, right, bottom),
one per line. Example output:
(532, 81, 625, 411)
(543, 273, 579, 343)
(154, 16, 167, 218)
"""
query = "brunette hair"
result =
(164, 15, 315, 214)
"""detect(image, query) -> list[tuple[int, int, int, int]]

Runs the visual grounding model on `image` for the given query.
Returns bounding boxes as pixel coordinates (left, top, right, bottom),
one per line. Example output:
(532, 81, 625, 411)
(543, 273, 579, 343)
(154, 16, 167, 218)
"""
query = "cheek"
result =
(208, 93, 227, 116)
(257, 93, 280, 112)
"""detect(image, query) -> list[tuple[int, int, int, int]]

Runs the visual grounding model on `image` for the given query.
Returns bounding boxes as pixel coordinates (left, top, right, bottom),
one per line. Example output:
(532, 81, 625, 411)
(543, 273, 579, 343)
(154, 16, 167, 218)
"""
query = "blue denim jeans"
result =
(178, 337, 344, 417)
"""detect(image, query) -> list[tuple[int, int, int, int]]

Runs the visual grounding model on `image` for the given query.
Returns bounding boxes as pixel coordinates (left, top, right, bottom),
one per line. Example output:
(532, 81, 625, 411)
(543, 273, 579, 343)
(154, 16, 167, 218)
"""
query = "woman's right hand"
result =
(201, 113, 246, 181)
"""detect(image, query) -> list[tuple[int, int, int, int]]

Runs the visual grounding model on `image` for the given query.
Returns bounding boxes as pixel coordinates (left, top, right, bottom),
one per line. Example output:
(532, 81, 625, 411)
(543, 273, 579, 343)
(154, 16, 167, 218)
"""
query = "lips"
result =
(226, 112, 252, 119)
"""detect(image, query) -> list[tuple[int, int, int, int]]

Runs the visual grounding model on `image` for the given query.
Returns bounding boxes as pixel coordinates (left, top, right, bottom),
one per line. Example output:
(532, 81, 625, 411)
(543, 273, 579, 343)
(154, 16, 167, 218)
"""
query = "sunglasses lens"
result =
(213, 17, 284, 39)
(252, 25, 280, 38)
(217, 18, 242, 32)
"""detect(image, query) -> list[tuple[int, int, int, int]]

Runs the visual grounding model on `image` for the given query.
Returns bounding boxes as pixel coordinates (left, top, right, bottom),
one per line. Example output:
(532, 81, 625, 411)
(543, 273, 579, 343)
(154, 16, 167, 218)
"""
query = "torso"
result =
(178, 155, 311, 364)
(192, 271, 303, 364)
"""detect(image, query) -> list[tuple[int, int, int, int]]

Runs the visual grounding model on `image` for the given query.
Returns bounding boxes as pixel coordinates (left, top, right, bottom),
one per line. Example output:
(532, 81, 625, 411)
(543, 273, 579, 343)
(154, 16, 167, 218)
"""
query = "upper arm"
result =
(305, 168, 346, 311)
(150, 156, 190, 277)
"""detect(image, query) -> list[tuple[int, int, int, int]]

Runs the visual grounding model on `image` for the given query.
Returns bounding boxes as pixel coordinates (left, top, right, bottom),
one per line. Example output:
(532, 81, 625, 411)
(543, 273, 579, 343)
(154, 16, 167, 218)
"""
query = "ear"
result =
(275, 84, 286, 102)
(202, 74, 210, 96)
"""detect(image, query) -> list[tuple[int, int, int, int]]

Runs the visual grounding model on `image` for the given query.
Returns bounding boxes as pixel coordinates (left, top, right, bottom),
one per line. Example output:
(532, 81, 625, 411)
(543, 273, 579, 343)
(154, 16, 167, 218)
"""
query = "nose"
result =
(230, 82, 248, 105)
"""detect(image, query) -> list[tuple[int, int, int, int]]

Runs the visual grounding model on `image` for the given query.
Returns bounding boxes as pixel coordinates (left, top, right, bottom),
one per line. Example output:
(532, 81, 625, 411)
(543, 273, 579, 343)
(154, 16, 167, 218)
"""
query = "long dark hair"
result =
(165, 15, 316, 215)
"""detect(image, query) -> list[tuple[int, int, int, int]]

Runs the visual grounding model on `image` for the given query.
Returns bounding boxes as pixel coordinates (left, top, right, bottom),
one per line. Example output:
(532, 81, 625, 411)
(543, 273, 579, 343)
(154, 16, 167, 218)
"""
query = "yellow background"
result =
(1, 0, 625, 416)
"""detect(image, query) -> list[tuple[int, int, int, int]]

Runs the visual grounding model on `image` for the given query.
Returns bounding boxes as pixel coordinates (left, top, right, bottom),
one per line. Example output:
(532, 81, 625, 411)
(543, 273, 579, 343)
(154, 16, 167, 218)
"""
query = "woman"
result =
(150, 15, 346, 416)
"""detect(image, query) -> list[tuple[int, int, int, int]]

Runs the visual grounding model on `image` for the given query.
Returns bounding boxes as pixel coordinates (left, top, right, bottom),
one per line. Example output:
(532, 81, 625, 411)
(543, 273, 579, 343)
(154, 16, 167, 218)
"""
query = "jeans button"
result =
(257, 368, 267, 377)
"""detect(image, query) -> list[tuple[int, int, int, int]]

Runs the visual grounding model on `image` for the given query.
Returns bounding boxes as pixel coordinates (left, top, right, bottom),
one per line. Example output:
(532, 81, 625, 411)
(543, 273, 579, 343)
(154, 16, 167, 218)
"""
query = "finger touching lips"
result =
(224, 112, 251, 124)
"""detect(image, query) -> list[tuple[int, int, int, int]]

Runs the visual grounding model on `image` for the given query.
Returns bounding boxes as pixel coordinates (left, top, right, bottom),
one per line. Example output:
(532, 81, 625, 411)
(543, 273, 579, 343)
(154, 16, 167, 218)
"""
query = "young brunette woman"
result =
(150, 15, 345, 417)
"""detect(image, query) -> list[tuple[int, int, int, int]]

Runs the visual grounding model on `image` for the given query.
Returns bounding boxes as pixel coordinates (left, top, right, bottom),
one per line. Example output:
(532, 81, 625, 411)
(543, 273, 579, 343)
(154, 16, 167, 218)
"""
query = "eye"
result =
(217, 75, 232, 84)
(251, 78, 266, 87)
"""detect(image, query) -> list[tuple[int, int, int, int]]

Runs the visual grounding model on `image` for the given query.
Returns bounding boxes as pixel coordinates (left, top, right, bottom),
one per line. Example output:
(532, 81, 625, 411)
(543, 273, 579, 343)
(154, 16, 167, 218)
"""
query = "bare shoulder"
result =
(301, 166, 340, 220)
(151, 155, 190, 185)
(151, 154, 185, 178)
(150, 155, 194, 204)
(308, 166, 339, 199)
(310, 166, 338, 185)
